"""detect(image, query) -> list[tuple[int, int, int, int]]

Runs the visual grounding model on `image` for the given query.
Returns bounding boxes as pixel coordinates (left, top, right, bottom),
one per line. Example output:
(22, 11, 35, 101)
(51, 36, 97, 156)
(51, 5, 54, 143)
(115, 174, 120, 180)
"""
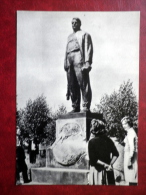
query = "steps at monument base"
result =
(31, 167, 89, 185)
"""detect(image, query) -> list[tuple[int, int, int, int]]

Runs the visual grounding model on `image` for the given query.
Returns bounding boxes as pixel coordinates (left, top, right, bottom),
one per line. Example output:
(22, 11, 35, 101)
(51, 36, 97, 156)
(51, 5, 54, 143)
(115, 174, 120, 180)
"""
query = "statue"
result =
(64, 18, 93, 113)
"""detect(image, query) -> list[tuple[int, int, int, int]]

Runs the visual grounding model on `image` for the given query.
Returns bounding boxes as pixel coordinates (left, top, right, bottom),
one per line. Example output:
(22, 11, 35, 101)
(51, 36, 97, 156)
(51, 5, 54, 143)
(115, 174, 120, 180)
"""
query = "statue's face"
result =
(72, 19, 80, 32)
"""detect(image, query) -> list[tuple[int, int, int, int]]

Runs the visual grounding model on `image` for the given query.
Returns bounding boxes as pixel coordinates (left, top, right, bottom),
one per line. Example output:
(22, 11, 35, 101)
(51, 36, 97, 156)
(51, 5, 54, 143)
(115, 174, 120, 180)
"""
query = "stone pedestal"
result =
(31, 167, 89, 185)
(31, 112, 103, 184)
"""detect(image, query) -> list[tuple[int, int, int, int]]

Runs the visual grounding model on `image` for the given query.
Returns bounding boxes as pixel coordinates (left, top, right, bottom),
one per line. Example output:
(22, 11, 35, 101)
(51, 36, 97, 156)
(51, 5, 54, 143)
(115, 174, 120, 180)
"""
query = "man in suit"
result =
(64, 18, 93, 112)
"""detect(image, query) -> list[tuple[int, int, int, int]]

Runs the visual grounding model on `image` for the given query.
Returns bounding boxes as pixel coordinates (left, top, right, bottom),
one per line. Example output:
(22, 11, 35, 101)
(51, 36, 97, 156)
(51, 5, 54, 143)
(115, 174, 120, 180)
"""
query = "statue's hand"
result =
(81, 62, 92, 72)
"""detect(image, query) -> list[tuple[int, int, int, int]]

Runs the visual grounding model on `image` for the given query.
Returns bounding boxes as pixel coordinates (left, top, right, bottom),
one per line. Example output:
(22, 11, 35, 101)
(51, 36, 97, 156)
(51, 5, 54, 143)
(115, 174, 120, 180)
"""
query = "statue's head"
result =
(90, 119, 106, 136)
(72, 18, 81, 32)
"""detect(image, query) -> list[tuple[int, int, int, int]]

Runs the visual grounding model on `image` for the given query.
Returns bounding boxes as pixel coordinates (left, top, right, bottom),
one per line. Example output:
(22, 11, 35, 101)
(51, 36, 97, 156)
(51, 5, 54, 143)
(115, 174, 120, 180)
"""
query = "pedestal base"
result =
(31, 167, 89, 185)
(31, 112, 103, 184)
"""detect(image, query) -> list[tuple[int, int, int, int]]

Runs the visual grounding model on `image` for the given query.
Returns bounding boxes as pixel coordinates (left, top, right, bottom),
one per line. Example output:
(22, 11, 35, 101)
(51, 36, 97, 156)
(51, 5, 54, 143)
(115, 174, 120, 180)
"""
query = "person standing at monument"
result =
(88, 119, 119, 185)
(121, 116, 138, 185)
(16, 127, 29, 184)
(64, 18, 93, 113)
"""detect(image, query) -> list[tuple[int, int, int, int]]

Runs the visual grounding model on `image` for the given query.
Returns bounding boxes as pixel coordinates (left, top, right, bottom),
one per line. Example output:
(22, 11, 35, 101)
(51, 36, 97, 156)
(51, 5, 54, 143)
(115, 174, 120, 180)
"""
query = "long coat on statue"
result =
(64, 30, 93, 70)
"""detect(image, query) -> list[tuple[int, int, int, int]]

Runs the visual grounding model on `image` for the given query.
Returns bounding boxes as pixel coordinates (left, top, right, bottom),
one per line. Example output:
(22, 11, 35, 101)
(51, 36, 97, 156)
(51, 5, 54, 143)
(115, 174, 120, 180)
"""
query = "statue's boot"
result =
(69, 107, 80, 113)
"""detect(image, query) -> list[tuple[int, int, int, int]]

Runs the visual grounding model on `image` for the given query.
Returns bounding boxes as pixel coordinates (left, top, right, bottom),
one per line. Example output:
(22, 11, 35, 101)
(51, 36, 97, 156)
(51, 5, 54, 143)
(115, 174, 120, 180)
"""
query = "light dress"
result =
(123, 128, 138, 183)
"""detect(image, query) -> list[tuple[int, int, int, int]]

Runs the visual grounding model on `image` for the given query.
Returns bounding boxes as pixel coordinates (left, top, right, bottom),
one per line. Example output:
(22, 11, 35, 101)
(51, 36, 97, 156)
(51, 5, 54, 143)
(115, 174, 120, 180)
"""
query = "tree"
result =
(17, 109, 29, 146)
(17, 95, 52, 144)
(52, 104, 67, 119)
(94, 80, 138, 142)
(44, 104, 67, 146)
(17, 97, 67, 146)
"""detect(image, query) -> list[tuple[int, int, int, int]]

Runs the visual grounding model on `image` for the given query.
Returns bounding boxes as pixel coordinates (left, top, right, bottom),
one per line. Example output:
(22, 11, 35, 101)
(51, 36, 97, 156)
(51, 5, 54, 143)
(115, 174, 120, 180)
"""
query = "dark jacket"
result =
(88, 135, 119, 171)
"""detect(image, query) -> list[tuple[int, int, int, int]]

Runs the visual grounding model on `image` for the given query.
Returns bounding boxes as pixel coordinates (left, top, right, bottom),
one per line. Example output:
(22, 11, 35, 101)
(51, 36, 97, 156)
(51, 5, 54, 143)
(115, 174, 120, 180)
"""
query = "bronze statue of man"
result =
(64, 18, 93, 113)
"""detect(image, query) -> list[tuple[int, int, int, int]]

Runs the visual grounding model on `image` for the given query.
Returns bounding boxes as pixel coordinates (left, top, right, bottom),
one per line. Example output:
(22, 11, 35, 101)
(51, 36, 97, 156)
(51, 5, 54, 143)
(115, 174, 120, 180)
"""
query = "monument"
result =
(64, 17, 93, 113)
(31, 18, 103, 184)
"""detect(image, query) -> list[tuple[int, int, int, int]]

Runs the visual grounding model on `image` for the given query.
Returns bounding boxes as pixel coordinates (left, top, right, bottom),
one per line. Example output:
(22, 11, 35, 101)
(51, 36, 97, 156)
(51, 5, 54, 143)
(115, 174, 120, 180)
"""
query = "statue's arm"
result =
(84, 33, 93, 65)
(64, 43, 68, 72)
(81, 33, 93, 72)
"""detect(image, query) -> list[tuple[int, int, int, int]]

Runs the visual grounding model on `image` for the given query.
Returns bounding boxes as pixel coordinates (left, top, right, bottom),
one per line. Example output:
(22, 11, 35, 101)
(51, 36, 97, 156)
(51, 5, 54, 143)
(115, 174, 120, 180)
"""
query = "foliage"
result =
(44, 104, 67, 146)
(94, 80, 138, 142)
(17, 95, 52, 144)
(52, 104, 67, 119)
(17, 96, 67, 146)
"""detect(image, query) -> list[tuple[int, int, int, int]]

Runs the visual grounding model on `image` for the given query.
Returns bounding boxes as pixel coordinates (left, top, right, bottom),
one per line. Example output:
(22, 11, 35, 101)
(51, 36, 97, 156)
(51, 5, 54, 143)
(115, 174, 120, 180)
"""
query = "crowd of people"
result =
(88, 116, 138, 185)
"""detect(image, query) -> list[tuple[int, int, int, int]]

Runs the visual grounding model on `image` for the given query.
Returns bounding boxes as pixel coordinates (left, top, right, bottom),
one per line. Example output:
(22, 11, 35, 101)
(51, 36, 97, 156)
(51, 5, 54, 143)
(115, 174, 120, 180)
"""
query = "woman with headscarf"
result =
(88, 119, 119, 185)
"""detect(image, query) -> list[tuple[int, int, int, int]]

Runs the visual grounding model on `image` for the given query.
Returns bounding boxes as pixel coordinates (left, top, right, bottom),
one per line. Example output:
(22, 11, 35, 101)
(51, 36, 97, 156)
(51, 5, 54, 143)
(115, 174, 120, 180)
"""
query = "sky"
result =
(17, 11, 140, 112)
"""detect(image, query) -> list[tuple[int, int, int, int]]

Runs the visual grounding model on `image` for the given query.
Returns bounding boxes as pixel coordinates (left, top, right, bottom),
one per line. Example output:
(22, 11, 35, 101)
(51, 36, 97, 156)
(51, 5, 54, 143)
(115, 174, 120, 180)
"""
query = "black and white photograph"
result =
(16, 11, 139, 185)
